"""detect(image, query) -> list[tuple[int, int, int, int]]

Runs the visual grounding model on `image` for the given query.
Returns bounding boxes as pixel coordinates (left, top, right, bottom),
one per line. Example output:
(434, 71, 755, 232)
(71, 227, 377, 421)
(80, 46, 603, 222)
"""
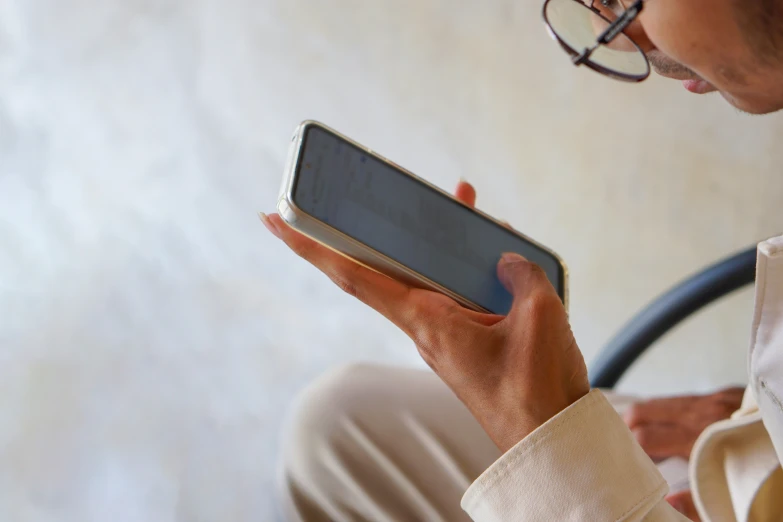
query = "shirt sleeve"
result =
(461, 389, 690, 521)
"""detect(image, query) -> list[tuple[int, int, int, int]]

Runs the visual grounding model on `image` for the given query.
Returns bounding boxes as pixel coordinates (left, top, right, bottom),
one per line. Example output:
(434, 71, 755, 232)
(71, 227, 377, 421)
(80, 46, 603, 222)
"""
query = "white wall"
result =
(1, 0, 782, 519)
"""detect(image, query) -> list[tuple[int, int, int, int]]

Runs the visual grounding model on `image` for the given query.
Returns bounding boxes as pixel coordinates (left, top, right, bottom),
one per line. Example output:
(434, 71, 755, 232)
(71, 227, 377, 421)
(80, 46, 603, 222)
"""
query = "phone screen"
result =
(291, 125, 565, 315)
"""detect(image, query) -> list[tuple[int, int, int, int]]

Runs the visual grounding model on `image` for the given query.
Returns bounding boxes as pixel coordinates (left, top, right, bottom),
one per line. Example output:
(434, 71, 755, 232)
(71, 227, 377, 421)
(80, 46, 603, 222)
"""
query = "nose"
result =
(623, 15, 655, 53)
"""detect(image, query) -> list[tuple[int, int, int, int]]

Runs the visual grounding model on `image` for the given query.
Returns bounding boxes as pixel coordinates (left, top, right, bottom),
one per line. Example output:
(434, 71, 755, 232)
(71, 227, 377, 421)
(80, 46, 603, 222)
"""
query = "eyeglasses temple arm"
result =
(596, 0, 644, 45)
(572, 0, 644, 66)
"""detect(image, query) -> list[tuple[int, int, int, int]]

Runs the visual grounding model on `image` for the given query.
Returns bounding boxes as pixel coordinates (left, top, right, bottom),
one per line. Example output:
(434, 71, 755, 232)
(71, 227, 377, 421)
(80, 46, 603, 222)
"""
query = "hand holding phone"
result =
(261, 181, 589, 453)
(276, 121, 567, 316)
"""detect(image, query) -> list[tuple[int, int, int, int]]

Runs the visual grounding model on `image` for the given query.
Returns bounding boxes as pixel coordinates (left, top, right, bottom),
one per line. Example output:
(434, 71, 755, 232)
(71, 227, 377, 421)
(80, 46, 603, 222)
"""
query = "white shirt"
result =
(462, 235, 783, 522)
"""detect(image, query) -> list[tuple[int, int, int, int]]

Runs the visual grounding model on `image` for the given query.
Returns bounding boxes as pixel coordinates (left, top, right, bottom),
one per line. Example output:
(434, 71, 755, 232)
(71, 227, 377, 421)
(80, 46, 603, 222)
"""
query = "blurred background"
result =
(1, 0, 782, 520)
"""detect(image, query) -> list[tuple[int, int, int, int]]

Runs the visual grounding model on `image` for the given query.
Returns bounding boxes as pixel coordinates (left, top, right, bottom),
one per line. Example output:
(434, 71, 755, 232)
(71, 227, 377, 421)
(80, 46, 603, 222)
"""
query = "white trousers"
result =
(277, 364, 688, 522)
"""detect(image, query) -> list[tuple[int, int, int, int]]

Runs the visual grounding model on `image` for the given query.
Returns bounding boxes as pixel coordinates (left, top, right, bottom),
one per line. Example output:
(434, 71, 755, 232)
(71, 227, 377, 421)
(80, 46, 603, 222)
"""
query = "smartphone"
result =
(277, 121, 568, 315)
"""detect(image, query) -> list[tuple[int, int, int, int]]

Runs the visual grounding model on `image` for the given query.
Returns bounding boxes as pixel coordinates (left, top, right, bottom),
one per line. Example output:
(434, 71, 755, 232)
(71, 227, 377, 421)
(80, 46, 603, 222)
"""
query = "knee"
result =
(277, 364, 386, 518)
(279, 363, 383, 473)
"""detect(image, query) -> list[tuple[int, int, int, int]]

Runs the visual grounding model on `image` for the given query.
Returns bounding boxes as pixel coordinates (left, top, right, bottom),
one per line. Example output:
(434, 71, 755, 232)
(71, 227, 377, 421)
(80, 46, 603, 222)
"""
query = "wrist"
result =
(481, 390, 590, 452)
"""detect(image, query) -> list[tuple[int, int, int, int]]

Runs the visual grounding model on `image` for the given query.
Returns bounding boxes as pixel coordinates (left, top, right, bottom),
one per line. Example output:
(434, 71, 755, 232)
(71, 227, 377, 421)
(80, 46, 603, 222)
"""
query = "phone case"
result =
(277, 120, 569, 313)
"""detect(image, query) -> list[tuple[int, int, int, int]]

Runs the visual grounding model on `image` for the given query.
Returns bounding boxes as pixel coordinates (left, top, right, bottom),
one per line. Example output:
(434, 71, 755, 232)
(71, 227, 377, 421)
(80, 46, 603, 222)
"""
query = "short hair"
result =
(736, 0, 783, 65)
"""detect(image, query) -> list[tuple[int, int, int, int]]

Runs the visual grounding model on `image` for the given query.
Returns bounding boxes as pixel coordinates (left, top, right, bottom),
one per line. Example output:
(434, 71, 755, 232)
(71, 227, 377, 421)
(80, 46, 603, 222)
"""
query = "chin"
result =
(721, 91, 783, 115)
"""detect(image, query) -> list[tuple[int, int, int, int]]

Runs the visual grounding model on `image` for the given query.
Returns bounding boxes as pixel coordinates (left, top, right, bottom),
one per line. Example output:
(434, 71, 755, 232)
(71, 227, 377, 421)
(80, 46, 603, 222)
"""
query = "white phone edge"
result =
(276, 120, 570, 314)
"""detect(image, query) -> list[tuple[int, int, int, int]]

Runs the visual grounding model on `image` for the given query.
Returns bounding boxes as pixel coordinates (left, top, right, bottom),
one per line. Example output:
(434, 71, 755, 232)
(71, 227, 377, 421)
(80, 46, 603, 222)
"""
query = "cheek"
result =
(637, 9, 700, 69)
(637, 0, 745, 82)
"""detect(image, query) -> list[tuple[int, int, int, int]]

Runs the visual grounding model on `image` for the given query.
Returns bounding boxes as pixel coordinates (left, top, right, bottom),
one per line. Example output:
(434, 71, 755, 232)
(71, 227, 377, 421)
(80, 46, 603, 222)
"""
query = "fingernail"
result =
(259, 212, 282, 239)
(459, 176, 468, 184)
(500, 252, 527, 264)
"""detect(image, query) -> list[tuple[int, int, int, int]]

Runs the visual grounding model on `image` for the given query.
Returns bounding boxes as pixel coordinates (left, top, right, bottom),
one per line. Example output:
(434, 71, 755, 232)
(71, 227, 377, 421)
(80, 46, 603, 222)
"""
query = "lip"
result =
(682, 79, 716, 94)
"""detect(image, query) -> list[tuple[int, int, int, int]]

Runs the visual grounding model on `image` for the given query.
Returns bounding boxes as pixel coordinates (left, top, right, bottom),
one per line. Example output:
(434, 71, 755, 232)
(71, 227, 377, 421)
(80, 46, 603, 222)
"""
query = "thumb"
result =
(666, 491, 700, 521)
(497, 252, 547, 300)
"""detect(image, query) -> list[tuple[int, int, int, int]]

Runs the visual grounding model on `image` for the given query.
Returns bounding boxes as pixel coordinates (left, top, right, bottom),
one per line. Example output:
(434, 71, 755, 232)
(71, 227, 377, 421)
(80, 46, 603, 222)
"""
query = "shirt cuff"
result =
(462, 389, 669, 521)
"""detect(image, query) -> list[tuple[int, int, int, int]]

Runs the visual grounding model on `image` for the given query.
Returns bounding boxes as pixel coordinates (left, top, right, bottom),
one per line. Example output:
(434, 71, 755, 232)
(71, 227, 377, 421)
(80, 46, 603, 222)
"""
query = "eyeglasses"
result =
(543, 0, 650, 82)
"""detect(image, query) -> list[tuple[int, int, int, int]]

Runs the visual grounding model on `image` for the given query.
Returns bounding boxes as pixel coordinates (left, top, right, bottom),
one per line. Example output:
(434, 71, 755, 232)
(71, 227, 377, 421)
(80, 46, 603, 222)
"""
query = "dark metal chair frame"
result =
(589, 247, 757, 389)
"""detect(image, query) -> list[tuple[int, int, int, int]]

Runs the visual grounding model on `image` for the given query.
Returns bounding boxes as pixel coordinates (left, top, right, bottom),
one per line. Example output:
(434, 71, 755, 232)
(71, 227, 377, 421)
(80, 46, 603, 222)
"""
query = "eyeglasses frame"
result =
(542, 0, 650, 82)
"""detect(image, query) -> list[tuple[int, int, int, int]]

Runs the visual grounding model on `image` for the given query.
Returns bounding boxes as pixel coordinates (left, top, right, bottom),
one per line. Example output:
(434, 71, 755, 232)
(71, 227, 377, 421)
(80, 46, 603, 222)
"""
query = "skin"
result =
(624, 387, 745, 462)
(261, 189, 590, 453)
(596, 0, 783, 114)
(263, 3, 783, 520)
(667, 490, 701, 521)
(262, 186, 741, 520)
